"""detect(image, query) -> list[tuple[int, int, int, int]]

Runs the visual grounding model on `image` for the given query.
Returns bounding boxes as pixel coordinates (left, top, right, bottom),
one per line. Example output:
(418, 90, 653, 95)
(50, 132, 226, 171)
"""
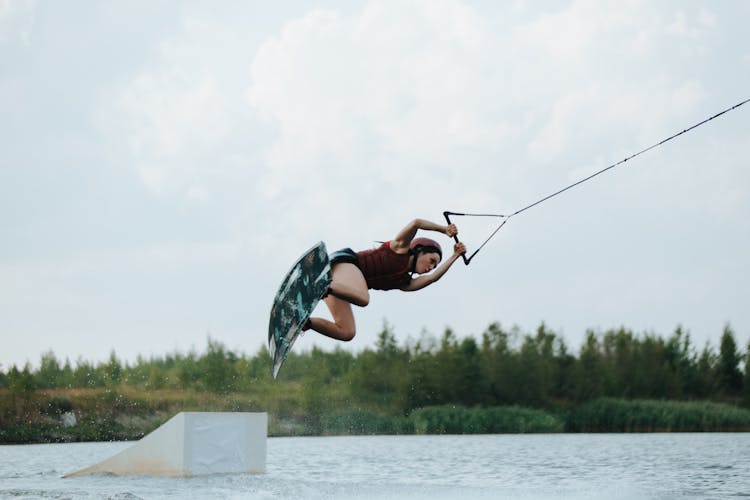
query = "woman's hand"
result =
(401, 240, 467, 291)
(445, 223, 458, 238)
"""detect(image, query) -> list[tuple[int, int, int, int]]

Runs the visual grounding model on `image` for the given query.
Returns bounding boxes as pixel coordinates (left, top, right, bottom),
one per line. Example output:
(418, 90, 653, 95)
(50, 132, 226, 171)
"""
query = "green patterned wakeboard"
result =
(268, 242, 331, 378)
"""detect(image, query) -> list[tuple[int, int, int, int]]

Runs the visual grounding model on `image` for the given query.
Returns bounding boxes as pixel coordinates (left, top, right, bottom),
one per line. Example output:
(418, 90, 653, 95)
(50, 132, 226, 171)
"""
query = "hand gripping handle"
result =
(443, 211, 470, 265)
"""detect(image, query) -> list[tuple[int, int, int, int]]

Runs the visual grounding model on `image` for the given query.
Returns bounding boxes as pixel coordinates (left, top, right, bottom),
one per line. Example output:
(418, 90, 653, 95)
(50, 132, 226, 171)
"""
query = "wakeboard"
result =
(268, 241, 332, 378)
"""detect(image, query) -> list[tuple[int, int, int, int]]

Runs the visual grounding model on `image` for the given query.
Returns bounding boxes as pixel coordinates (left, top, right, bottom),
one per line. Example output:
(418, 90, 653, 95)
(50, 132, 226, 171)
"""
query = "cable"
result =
(446, 97, 750, 265)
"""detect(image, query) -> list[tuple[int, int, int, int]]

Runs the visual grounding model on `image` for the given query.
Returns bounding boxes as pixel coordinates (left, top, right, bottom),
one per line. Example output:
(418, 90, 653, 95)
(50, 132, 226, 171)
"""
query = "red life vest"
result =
(356, 242, 412, 290)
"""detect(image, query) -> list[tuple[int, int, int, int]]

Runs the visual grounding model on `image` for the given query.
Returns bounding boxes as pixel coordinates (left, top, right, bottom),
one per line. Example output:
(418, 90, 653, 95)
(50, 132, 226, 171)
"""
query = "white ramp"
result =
(65, 412, 267, 477)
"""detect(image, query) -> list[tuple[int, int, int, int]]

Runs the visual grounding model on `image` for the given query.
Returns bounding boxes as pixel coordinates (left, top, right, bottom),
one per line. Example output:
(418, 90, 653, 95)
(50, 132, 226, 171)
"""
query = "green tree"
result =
(665, 326, 700, 399)
(407, 328, 483, 408)
(479, 322, 518, 405)
(694, 343, 717, 398)
(717, 324, 743, 396)
(73, 358, 104, 387)
(403, 332, 442, 411)
(454, 336, 483, 407)
(602, 328, 636, 397)
(59, 359, 76, 388)
(515, 324, 559, 406)
(554, 337, 577, 402)
(7, 364, 36, 421)
(301, 349, 334, 428)
(639, 334, 673, 398)
(36, 351, 63, 389)
(177, 352, 202, 389)
(232, 346, 274, 392)
(202, 338, 236, 393)
(146, 364, 166, 390)
(103, 351, 123, 387)
(351, 323, 408, 412)
(575, 331, 605, 401)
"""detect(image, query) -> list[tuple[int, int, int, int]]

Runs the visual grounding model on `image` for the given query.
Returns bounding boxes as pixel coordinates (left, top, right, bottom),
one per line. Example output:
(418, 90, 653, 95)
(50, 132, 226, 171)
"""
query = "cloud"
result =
(247, 1, 526, 244)
(249, 1, 499, 162)
(3, 0, 749, 369)
(246, 1, 731, 227)
(96, 13, 258, 203)
(0, 239, 246, 367)
(665, 8, 718, 40)
(0, 0, 35, 46)
(114, 71, 228, 195)
(93, 0, 746, 278)
(516, 0, 717, 63)
(97, 0, 733, 237)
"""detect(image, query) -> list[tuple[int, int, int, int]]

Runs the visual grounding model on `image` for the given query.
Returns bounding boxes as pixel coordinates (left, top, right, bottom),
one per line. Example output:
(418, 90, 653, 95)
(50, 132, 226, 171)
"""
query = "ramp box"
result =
(65, 412, 267, 477)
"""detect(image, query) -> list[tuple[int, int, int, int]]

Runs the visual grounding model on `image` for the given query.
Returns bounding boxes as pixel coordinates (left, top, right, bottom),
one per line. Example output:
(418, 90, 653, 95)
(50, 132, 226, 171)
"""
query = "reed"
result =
(318, 409, 413, 435)
(567, 398, 750, 432)
(410, 405, 564, 434)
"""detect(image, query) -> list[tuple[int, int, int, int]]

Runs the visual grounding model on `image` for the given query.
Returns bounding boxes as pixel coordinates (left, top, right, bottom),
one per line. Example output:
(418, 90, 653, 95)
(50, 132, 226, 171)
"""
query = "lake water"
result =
(1, 433, 748, 499)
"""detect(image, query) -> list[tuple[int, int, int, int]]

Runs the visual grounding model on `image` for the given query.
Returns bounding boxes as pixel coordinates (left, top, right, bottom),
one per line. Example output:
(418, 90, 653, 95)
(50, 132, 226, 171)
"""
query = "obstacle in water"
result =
(64, 412, 267, 477)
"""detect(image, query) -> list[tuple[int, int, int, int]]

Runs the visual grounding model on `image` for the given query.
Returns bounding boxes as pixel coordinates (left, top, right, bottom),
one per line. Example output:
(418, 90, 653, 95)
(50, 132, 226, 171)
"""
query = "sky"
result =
(1, 0, 749, 370)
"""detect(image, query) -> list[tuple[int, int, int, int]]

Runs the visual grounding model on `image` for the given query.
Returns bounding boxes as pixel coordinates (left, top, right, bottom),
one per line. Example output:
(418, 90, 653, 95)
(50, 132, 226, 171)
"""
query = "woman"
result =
(305, 218, 467, 341)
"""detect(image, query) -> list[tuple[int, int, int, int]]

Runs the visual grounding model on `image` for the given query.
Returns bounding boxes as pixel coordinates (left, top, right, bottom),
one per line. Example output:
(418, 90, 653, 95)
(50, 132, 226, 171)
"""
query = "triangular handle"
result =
(443, 211, 509, 266)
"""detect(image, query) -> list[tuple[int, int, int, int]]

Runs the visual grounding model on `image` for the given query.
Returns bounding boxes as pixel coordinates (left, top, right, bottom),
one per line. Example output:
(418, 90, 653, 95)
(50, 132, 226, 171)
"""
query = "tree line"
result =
(2, 322, 748, 417)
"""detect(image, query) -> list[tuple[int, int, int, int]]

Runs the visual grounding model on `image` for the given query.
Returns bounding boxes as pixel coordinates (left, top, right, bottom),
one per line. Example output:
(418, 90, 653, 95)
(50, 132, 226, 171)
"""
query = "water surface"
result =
(1, 433, 748, 499)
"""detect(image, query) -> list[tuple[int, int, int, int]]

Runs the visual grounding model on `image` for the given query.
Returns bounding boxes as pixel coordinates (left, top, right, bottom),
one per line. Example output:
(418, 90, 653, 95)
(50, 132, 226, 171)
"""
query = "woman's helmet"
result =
(409, 237, 442, 261)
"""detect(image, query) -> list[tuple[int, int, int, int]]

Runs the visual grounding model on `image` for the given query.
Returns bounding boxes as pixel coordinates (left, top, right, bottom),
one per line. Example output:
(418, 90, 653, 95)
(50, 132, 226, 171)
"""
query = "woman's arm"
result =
(390, 219, 458, 254)
(401, 242, 467, 292)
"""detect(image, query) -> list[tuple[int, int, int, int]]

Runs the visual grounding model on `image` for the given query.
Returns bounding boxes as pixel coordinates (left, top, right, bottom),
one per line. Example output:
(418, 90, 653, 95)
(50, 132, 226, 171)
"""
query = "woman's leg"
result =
(328, 263, 370, 307)
(307, 263, 369, 341)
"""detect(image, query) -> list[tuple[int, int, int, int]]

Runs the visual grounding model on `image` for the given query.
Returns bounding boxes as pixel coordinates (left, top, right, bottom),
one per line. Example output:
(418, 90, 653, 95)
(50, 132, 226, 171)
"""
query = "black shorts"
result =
(329, 248, 358, 266)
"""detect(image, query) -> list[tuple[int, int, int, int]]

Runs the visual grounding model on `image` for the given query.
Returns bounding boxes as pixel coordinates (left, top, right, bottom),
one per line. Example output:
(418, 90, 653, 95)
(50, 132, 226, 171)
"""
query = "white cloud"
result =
(666, 8, 717, 40)
(0, 239, 246, 367)
(115, 71, 229, 194)
(0, 0, 35, 46)
(247, 0, 520, 243)
(246, 1, 733, 225)
(94, 0, 734, 247)
(96, 13, 259, 203)
(16, 0, 741, 368)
